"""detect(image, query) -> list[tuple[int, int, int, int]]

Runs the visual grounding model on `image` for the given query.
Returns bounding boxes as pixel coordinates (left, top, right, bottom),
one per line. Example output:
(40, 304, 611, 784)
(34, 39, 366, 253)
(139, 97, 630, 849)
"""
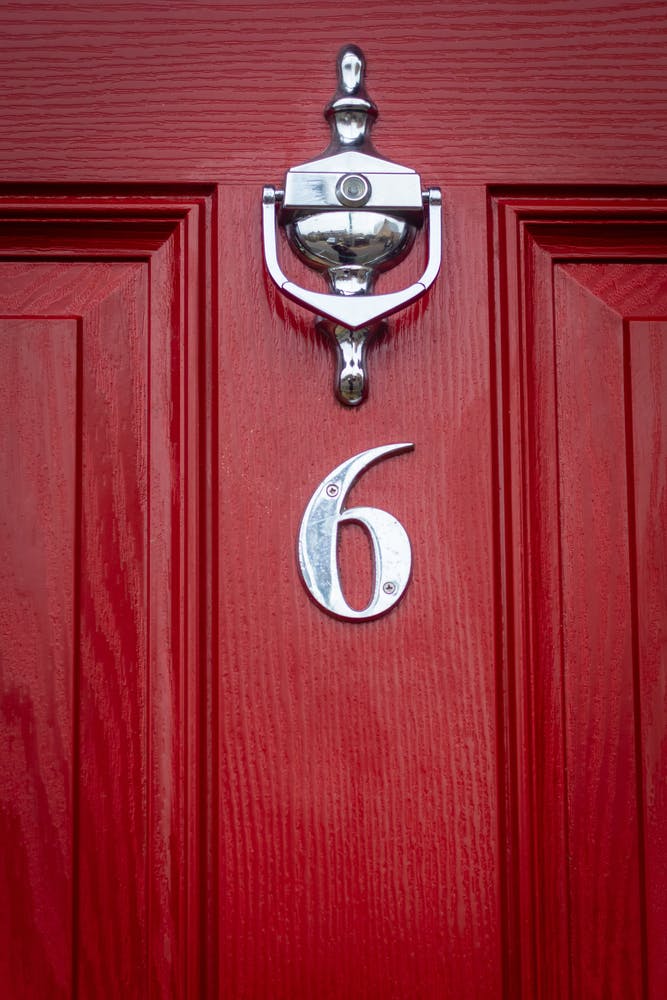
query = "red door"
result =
(0, 5, 665, 998)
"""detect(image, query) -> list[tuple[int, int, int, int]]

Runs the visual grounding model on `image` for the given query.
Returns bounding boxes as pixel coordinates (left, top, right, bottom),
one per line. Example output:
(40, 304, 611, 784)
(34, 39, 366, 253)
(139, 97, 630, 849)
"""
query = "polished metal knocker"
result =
(263, 45, 441, 406)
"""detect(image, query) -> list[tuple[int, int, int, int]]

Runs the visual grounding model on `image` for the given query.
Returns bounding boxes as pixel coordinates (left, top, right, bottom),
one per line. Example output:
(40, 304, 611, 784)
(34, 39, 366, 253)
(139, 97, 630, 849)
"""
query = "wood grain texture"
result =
(628, 319, 667, 999)
(215, 184, 501, 998)
(555, 265, 644, 998)
(0, 316, 77, 998)
(0, 192, 215, 998)
(0, 1, 666, 184)
(491, 195, 667, 999)
(2, 5, 667, 996)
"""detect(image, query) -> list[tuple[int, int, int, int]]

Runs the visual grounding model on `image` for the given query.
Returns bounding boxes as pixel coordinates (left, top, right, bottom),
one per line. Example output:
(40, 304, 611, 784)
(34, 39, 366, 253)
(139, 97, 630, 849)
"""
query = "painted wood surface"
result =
(1, 1, 666, 185)
(0, 314, 76, 997)
(0, 4, 666, 998)
(215, 185, 500, 998)
(0, 195, 215, 997)
(491, 196, 667, 999)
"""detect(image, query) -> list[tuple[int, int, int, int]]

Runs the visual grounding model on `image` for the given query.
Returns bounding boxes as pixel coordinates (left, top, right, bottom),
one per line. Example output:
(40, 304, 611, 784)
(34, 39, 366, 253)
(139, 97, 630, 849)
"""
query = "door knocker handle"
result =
(262, 45, 442, 406)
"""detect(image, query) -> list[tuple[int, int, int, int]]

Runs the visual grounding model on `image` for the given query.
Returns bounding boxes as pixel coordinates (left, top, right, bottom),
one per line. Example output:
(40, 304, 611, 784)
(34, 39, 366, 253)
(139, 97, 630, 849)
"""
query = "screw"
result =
(325, 483, 340, 498)
(383, 581, 397, 595)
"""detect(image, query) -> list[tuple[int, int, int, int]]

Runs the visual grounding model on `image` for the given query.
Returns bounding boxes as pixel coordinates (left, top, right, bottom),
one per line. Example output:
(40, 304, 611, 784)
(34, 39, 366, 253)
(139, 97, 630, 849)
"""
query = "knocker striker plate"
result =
(262, 44, 441, 406)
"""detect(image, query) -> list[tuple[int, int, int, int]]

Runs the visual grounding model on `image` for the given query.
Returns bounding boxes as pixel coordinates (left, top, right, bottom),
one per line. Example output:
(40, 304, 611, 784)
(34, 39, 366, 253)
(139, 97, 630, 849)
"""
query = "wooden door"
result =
(0, 4, 665, 998)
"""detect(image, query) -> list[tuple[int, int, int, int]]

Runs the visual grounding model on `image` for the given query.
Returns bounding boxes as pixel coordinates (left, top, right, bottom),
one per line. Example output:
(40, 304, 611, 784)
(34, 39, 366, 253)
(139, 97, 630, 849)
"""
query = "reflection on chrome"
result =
(262, 44, 441, 406)
(288, 212, 415, 274)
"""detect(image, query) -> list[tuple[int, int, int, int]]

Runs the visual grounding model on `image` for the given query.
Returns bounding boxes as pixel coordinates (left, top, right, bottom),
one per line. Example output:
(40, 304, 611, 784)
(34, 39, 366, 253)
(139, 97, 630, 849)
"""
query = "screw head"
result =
(325, 483, 340, 498)
(382, 581, 397, 595)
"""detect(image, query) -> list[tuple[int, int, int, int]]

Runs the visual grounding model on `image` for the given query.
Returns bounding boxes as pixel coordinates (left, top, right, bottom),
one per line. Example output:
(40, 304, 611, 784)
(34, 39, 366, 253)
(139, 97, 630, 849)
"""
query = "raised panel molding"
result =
(0, 189, 216, 998)
(491, 192, 667, 1000)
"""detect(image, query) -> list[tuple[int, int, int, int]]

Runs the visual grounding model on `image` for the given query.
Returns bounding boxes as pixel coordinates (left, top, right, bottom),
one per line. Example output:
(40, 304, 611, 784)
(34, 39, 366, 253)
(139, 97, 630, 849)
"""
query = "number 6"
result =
(297, 443, 414, 621)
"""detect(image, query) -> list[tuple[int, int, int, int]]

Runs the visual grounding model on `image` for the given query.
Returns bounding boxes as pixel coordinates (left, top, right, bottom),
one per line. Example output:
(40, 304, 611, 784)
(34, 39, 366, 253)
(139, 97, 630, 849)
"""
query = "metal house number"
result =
(298, 444, 414, 621)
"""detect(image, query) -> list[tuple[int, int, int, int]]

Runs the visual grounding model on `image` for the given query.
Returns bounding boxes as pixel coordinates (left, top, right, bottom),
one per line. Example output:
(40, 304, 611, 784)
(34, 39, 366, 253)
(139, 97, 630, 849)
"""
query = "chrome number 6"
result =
(297, 443, 414, 621)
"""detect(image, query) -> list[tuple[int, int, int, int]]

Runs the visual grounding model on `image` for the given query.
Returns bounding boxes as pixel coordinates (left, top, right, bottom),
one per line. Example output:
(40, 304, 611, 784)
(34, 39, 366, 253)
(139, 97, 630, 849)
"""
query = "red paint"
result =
(491, 197, 667, 999)
(0, 5, 665, 998)
(0, 198, 214, 997)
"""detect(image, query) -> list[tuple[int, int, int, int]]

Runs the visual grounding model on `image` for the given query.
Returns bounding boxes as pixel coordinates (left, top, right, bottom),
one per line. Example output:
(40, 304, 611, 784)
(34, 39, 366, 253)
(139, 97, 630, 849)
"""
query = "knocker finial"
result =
(324, 45, 378, 154)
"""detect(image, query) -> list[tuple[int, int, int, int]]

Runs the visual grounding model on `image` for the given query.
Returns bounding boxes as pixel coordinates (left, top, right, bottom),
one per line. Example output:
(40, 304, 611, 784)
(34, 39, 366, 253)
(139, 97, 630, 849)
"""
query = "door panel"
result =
(630, 317, 667, 998)
(0, 196, 214, 996)
(216, 186, 500, 998)
(492, 195, 667, 998)
(0, 313, 76, 997)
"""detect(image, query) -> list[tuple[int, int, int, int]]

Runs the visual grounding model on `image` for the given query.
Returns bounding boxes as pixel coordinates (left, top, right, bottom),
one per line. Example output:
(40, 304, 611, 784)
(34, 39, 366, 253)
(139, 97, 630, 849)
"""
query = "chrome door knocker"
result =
(263, 45, 441, 405)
